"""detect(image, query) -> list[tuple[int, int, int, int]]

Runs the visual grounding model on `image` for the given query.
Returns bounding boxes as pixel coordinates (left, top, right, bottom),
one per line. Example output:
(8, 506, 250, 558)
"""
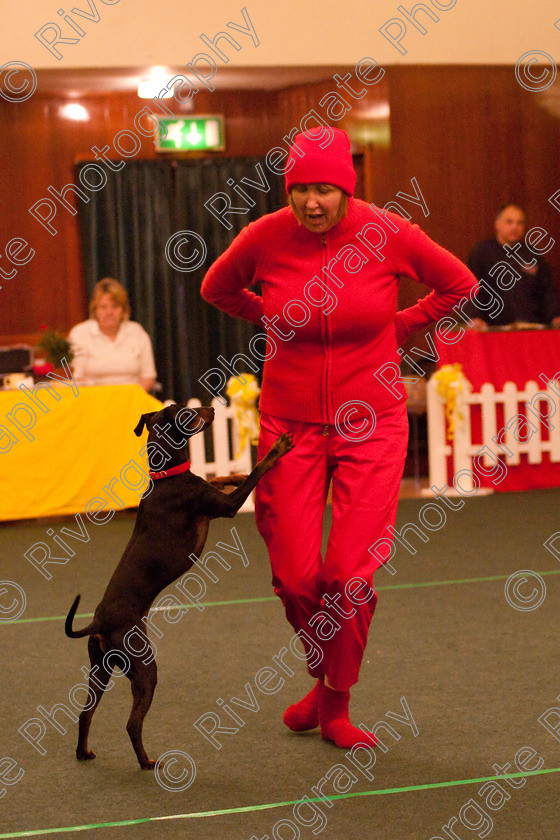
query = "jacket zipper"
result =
(321, 233, 330, 423)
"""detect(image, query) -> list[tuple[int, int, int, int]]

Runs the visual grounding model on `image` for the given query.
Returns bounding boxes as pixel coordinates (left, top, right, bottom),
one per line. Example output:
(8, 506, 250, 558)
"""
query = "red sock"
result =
(283, 679, 323, 731)
(319, 686, 377, 749)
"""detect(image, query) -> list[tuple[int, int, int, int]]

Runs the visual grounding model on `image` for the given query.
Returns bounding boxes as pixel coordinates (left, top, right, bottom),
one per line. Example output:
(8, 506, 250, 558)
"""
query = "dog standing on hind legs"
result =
(65, 402, 293, 769)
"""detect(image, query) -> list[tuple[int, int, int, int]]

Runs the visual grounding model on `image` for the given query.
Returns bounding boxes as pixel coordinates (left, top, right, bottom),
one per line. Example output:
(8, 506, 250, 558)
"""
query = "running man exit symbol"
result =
(155, 116, 225, 151)
(186, 122, 203, 145)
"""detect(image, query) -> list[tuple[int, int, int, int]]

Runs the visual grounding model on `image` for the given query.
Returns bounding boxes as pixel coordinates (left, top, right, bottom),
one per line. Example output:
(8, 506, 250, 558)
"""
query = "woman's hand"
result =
(140, 377, 156, 392)
(468, 318, 488, 331)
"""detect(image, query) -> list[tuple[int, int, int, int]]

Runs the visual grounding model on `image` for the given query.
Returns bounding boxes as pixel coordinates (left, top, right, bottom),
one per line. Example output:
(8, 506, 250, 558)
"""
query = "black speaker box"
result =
(0, 346, 33, 374)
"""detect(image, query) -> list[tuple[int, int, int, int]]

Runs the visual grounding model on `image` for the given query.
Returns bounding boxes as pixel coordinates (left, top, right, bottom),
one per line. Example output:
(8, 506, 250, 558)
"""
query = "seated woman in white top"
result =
(69, 278, 157, 391)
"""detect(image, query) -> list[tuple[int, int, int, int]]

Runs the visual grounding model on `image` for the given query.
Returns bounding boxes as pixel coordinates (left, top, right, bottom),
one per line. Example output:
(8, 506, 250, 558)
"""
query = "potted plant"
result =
(36, 328, 74, 372)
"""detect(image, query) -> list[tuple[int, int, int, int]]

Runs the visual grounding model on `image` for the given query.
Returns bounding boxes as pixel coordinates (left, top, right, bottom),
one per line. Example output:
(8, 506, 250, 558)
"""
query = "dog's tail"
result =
(65, 595, 94, 639)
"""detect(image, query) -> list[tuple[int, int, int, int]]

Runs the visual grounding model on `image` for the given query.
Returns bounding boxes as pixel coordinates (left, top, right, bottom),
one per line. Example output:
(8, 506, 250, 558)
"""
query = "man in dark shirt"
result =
(467, 204, 560, 328)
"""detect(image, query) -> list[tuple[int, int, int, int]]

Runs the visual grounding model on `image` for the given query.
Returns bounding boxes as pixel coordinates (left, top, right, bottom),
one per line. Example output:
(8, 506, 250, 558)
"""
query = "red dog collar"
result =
(149, 461, 191, 480)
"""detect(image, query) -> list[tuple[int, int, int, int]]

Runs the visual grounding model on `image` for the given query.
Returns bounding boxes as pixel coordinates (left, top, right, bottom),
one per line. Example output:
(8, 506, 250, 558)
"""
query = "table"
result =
(436, 329, 560, 391)
(0, 384, 162, 521)
(434, 329, 560, 491)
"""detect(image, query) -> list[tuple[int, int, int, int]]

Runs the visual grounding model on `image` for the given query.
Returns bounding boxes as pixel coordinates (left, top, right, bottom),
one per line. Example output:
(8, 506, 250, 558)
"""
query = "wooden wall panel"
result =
(0, 87, 279, 346)
(383, 67, 560, 339)
(386, 67, 527, 257)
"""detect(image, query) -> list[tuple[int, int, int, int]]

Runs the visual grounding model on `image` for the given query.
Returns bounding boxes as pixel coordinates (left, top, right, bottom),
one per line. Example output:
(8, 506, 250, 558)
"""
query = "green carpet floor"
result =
(1, 488, 559, 839)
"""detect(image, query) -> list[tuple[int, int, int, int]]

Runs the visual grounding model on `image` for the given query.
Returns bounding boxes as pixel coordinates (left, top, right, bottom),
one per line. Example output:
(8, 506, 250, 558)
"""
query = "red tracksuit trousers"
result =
(255, 402, 409, 691)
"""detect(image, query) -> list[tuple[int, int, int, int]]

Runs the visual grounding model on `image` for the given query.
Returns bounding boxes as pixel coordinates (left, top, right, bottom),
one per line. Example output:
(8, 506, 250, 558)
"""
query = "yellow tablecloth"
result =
(0, 384, 162, 521)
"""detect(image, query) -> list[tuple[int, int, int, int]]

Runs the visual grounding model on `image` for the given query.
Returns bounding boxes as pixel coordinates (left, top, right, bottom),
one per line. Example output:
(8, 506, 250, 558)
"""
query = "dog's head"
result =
(134, 403, 215, 469)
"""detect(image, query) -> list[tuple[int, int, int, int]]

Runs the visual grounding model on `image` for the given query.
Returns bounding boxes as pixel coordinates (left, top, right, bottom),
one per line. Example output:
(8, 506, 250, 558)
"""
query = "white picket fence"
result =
(185, 397, 255, 511)
(426, 377, 560, 494)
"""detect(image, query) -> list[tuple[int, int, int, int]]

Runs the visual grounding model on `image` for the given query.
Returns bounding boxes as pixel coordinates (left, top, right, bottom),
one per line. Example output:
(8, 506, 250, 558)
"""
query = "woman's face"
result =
(289, 184, 346, 234)
(95, 293, 124, 331)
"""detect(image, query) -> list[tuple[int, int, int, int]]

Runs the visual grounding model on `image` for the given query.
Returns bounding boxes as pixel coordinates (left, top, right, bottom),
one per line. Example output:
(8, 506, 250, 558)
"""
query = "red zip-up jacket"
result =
(201, 198, 478, 424)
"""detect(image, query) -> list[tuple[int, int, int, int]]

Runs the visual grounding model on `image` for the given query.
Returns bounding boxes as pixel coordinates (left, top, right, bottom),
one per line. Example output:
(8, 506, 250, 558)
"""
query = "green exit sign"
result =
(155, 115, 225, 152)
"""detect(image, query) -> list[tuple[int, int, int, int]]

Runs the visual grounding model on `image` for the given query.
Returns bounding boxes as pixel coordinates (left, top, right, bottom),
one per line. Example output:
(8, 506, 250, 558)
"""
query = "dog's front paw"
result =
(270, 433, 294, 459)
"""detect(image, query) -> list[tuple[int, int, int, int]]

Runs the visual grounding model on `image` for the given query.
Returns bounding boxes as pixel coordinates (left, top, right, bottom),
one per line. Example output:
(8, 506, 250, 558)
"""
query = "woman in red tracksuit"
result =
(201, 128, 478, 749)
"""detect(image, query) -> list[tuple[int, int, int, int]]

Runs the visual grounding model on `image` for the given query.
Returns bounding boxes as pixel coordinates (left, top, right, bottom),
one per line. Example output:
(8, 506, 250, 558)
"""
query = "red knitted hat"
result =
(285, 128, 356, 196)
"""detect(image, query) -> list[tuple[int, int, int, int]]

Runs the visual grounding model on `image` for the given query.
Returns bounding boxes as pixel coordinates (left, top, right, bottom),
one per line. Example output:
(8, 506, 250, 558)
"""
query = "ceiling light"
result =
(60, 103, 89, 121)
(137, 78, 174, 99)
(358, 102, 391, 120)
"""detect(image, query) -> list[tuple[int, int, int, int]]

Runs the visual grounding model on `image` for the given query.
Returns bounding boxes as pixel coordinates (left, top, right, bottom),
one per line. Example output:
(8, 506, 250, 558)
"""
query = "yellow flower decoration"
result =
(433, 364, 469, 441)
(226, 374, 261, 457)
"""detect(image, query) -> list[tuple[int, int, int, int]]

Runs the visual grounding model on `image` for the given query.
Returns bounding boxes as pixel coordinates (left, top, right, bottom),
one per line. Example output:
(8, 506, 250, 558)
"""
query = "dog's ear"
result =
(134, 412, 158, 436)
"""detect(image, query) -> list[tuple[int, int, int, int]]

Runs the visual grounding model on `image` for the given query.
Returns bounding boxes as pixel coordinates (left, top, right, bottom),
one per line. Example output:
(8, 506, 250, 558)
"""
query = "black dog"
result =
(65, 403, 293, 768)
